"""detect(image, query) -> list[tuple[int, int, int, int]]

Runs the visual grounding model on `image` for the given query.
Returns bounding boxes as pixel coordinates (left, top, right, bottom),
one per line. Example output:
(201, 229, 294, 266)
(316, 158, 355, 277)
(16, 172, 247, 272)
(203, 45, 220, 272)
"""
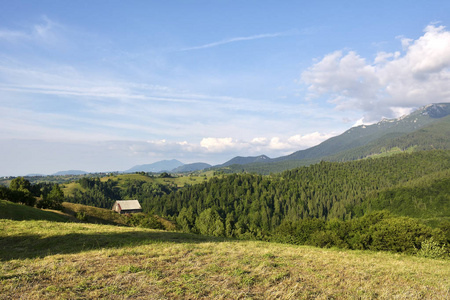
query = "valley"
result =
(1, 103, 450, 299)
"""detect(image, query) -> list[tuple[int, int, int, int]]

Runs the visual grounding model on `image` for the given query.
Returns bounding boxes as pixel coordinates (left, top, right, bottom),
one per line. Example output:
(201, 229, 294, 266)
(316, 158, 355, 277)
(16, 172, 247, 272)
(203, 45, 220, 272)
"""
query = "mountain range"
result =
(214, 102, 450, 174)
(48, 103, 450, 176)
(125, 159, 184, 173)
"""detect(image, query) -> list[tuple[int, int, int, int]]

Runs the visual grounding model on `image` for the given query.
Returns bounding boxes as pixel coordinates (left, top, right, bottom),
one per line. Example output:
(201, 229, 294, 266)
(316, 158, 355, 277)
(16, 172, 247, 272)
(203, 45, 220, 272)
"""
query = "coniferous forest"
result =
(51, 150, 450, 255)
(3, 150, 449, 256)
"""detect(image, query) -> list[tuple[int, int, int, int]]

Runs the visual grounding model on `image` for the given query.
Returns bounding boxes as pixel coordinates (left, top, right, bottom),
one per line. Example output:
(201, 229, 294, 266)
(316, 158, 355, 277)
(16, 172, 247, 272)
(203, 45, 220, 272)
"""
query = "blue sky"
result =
(1, 1, 450, 176)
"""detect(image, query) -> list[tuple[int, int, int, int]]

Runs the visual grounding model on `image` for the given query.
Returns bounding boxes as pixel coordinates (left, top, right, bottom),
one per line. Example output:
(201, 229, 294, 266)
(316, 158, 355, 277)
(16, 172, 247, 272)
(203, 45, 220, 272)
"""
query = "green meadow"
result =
(1, 200, 449, 299)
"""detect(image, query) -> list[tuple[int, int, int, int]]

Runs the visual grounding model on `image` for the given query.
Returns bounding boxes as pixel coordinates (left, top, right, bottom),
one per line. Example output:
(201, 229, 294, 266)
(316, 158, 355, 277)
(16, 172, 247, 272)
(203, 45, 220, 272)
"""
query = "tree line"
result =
(4, 150, 449, 256)
(0, 177, 64, 209)
(142, 150, 450, 256)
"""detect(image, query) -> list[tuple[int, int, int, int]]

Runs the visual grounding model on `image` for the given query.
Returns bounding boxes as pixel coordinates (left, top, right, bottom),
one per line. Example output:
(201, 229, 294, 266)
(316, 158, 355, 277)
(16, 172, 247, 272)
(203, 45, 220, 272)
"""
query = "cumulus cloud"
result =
(200, 137, 240, 152)
(288, 132, 336, 147)
(197, 132, 335, 156)
(302, 24, 450, 123)
(120, 132, 335, 160)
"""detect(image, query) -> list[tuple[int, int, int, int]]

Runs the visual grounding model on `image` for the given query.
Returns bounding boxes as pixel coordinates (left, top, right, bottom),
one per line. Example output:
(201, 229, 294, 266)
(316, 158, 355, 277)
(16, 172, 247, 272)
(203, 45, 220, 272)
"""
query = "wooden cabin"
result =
(112, 200, 142, 214)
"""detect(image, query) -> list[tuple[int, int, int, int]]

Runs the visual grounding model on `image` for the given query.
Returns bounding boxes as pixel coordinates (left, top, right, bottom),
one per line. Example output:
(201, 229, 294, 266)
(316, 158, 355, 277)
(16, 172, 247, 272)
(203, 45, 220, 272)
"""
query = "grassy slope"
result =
(1, 219, 449, 299)
(61, 202, 129, 225)
(0, 200, 70, 222)
(61, 202, 177, 230)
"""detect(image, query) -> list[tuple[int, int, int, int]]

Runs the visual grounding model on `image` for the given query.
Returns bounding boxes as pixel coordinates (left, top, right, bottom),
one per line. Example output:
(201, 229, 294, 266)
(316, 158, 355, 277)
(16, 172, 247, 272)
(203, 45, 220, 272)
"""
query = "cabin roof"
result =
(114, 200, 142, 210)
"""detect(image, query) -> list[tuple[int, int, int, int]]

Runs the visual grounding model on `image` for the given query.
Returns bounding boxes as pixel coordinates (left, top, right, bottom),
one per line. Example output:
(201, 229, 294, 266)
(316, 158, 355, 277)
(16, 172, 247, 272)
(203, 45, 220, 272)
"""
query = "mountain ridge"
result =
(215, 103, 450, 173)
(125, 159, 184, 173)
(22, 102, 450, 177)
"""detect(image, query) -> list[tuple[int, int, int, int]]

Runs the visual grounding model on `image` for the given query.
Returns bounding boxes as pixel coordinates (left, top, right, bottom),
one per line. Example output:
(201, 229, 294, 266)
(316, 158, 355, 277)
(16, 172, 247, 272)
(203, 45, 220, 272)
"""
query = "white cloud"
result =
(250, 137, 268, 145)
(200, 137, 239, 152)
(302, 24, 450, 123)
(268, 137, 290, 150)
(287, 132, 336, 147)
(0, 16, 61, 45)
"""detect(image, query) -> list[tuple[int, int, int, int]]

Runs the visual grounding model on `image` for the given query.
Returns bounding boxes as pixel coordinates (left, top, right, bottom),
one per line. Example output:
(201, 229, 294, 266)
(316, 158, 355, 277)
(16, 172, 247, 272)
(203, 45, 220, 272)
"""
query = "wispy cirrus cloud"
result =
(0, 16, 60, 43)
(180, 30, 297, 51)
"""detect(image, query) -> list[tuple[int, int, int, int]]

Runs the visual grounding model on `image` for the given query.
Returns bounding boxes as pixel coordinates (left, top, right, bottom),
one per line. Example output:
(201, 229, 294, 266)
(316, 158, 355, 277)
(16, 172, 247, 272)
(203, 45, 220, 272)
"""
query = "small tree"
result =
(8, 177, 35, 206)
(37, 184, 64, 210)
(10, 177, 31, 191)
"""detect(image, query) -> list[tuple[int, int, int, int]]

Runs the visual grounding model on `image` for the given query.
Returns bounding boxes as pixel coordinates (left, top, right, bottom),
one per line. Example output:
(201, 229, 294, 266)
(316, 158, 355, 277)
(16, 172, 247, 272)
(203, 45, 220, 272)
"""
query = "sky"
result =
(1, 0, 450, 176)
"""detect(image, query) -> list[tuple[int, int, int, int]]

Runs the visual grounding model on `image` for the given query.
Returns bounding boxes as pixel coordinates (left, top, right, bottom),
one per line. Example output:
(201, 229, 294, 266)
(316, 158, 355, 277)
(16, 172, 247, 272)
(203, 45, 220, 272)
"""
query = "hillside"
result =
(219, 155, 272, 167)
(142, 150, 450, 242)
(1, 218, 449, 299)
(326, 114, 450, 162)
(52, 170, 88, 176)
(172, 162, 212, 173)
(0, 199, 70, 222)
(219, 103, 450, 174)
(125, 159, 184, 173)
(61, 172, 218, 210)
(278, 103, 450, 162)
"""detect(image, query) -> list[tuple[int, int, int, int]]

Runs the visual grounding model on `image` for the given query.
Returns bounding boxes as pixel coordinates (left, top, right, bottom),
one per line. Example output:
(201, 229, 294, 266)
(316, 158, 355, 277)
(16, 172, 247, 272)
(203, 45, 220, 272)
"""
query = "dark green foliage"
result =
(36, 184, 64, 210)
(365, 217, 438, 253)
(56, 150, 450, 255)
(159, 172, 172, 178)
(271, 211, 447, 254)
(2, 177, 36, 206)
(10, 177, 32, 191)
(195, 208, 225, 237)
(67, 178, 121, 208)
(66, 177, 176, 210)
(439, 221, 450, 244)
(142, 151, 450, 239)
(366, 170, 450, 218)
(125, 213, 165, 230)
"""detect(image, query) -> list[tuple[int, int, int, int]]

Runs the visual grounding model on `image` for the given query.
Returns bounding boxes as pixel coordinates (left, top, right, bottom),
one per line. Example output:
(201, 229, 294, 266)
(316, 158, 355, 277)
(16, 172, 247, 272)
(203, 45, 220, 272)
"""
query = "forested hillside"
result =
(62, 172, 216, 209)
(139, 151, 450, 240)
(57, 151, 450, 234)
(219, 104, 450, 174)
(2, 150, 449, 255)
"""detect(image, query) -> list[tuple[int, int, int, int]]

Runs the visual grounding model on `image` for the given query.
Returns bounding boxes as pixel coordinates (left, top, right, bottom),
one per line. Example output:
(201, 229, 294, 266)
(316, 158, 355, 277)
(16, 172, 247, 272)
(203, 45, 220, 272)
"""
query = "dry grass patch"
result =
(1, 220, 449, 299)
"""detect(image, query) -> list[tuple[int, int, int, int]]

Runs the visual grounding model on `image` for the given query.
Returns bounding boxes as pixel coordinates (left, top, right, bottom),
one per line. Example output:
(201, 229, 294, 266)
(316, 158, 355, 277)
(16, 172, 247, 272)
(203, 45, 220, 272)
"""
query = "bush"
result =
(309, 230, 346, 248)
(416, 238, 448, 259)
(367, 217, 436, 253)
(126, 213, 165, 230)
(76, 211, 87, 221)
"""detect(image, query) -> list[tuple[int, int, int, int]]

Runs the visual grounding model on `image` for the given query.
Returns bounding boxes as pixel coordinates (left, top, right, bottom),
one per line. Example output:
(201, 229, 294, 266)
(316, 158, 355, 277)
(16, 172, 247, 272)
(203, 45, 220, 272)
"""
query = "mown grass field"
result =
(1, 202, 449, 299)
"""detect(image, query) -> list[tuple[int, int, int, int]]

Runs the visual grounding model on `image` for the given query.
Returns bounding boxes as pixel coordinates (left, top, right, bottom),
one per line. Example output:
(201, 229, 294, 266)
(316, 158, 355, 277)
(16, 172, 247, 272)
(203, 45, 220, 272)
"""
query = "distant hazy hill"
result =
(219, 155, 272, 167)
(53, 170, 88, 176)
(171, 163, 211, 173)
(126, 159, 184, 173)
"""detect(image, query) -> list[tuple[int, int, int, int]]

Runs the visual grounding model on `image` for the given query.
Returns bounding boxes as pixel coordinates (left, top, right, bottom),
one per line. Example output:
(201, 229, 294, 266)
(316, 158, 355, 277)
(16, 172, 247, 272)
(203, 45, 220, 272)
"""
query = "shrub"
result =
(367, 217, 435, 253)
(126, 213, 165, 230)
(309, 230, 345, 248)
(76, 211, 87, 221)
(416, 238, 448, 259)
